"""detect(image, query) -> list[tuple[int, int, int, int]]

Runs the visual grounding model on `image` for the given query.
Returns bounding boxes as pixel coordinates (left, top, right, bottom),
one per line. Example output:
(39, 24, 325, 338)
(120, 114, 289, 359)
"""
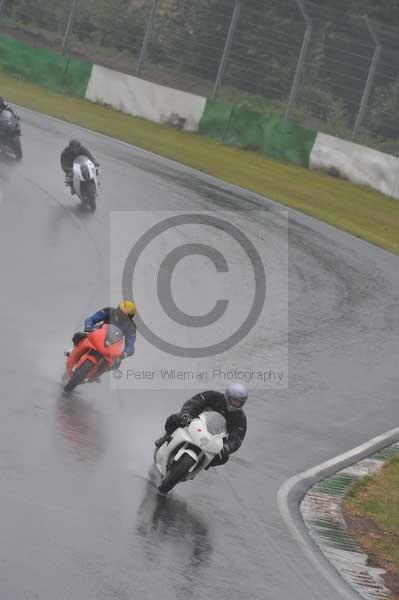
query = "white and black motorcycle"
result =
(69, 155, 99, 211)
(154, 411, 227, 495)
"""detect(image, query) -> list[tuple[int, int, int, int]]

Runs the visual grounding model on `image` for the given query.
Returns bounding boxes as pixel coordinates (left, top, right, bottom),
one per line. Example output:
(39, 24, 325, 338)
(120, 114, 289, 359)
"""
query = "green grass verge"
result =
(344, 456, 399, 576)
(2, 70, 399, 255)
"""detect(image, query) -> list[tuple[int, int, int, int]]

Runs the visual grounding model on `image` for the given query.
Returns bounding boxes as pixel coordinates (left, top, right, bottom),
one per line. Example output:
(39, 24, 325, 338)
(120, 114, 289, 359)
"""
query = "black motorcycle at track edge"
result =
(0, 109, 22, 161)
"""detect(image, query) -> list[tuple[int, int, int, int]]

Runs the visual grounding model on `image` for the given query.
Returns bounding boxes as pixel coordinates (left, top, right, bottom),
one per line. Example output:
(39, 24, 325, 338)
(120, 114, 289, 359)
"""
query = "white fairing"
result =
(72, 155, 98, 199)
(155, 411, 227, 482)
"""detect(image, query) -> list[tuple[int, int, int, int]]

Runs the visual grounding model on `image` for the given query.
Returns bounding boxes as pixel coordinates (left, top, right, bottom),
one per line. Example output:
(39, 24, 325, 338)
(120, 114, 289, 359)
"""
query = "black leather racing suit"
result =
(60, 145, 99, 174)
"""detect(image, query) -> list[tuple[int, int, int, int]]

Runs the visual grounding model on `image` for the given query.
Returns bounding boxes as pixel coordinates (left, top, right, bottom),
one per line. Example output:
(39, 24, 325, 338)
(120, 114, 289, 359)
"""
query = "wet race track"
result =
(0, 107, 398, 600)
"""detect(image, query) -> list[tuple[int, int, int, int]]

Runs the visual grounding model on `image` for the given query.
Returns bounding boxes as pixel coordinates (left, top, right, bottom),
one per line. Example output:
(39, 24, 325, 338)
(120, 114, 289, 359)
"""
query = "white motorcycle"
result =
(70, 155, 99, 211)
(154, 411, 227, 495)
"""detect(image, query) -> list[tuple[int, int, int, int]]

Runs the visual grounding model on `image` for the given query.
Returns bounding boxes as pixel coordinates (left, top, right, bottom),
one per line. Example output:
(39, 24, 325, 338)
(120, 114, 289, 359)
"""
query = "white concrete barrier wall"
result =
(86, 65, 399, 199)
(85, 65, 206, 132)
(310, 132, 399, 199)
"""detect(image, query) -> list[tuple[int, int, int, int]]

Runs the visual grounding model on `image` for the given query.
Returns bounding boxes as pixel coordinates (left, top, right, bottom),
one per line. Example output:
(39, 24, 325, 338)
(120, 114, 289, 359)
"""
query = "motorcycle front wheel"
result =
(158, 454, 196, 495)
(84, 180, 97, 212)
(64, 359, 94, 393)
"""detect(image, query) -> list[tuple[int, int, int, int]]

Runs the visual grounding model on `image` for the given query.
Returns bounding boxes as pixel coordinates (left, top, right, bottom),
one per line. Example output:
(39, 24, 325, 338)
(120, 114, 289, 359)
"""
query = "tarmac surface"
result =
(0, 107, 398, 600)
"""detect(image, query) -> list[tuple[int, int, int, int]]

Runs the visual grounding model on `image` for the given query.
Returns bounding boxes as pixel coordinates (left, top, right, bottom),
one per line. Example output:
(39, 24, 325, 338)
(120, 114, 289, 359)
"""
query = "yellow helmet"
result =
(118, 300, 136, 318)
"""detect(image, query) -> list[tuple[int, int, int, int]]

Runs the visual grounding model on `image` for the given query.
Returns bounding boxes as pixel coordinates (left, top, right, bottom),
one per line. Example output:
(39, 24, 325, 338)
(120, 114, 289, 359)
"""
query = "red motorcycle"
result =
(64, 324, 125, 393)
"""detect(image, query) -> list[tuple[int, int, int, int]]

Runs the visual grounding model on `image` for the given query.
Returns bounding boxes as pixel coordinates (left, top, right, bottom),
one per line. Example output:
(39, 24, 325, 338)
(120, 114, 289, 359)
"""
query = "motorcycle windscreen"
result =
(74, 154, 91, 181)
(202, 411, 227, 435)
(74, 155, 90, 165)
(104, 324, 124, 347)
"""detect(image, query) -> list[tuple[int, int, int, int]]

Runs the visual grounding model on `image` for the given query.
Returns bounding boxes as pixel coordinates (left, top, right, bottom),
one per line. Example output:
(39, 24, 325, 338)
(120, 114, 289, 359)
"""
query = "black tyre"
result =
(64, 359, 94, 393)
(158, 454, 196, 495)
(10, 137, 22, 160)
(85, 180, 96, 212)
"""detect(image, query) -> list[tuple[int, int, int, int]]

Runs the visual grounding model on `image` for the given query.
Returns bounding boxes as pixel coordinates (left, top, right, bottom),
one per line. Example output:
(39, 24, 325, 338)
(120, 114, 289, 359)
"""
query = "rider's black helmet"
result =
(69, 138, 82, 151)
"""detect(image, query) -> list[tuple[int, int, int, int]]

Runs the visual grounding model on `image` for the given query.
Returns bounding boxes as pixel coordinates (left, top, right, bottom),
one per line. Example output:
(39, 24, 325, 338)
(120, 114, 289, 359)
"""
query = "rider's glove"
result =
(220, 444, 230, 462)
(180, 414, 192, 427)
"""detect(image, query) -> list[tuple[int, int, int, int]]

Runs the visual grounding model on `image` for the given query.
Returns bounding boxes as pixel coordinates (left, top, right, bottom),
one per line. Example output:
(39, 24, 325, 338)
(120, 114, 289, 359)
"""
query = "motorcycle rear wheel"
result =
(64, 359, 94, 393)
(158, 454, 196, 494)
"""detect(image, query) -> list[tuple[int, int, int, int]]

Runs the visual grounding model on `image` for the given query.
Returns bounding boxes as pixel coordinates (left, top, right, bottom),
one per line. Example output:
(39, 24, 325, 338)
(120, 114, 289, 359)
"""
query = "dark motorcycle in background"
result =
(0, 109, 22, 161)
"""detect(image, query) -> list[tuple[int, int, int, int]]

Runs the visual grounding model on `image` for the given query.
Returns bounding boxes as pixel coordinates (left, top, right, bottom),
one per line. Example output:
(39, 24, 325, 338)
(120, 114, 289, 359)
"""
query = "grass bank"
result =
(344, 456, 399, 598)
(2, 70, 399, 254)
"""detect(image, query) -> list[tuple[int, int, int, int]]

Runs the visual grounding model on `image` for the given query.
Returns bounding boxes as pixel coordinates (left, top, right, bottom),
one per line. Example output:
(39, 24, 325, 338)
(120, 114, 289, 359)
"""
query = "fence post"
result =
(285, 0, 312, 121)
(62, 0, 78, 55)
(137, 0, 158, 77)
(212, 0, 240, 100)
(352, 16, 381, 141)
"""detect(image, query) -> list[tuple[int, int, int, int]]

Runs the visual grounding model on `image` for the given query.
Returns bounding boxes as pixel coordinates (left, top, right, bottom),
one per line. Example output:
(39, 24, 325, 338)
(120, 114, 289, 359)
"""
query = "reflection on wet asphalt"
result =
(56, 394, 106, 463)
(136, 472, 212, 599)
